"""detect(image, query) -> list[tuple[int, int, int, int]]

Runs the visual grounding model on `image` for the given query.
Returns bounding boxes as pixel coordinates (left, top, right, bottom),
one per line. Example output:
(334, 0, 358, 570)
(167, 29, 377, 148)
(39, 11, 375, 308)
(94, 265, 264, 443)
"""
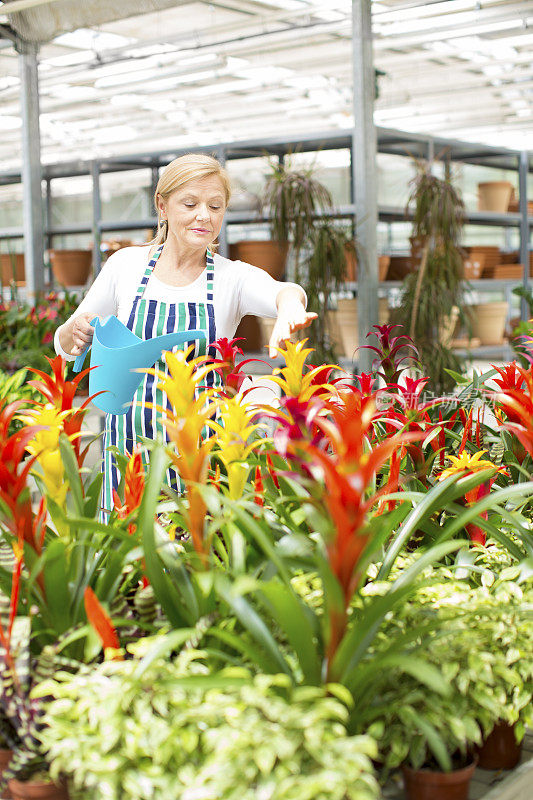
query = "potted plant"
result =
(355, 569, 532, 798)
(232, 155, 333, 283)
(394, 157, 466, 392)
(41, 649, 379, 800)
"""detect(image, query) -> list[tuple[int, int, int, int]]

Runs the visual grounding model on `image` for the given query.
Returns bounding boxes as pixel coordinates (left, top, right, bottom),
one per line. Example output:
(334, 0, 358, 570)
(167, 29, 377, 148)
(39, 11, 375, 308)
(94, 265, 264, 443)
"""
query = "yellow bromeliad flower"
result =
(438, 450, 499, 480)
(143, 346, 217, 417)
(267, 339, 336, 402)
(210, 396, 264, 500)
(18, 404, 73, 508)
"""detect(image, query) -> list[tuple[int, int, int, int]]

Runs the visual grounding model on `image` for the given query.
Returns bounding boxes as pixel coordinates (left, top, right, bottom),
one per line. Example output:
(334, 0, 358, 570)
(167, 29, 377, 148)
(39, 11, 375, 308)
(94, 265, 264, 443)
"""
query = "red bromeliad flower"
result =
(491, 361, 533, 464)
(211, 337, 269, 397)
(266, 453, 280, 490)
(113, 452, 148, 585)
(253, 466, 264, 509)
(112, 451, 145, 535)
(303, 394, 420, 673)
(268, 396, 328, 477)
(383, 377, 443, 482)
(361, 324, 420, 386)
(28, 355, 93, 469)
(0, 401, 44, 552)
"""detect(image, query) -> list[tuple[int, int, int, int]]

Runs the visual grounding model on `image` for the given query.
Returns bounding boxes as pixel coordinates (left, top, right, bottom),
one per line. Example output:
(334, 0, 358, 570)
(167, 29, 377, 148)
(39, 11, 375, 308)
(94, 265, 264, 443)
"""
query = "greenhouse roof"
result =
(0, 0, 532, 172)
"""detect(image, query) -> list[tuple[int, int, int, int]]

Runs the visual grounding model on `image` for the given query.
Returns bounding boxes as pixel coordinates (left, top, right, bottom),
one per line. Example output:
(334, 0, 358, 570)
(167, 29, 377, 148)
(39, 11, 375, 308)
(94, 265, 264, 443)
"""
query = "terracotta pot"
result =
(387, 255, 415, 281)
(344, 244, 357, 282)
(343, 252, 390, 283)
(402, 756, 477, 800)
(229, 241, 288, 280)
(7, 777, 69, 800)
(0, 254, 25, 285)
(470, 301, 509, 345)
(476, 721, 522, 770)
(49, 249, 92, 287)
(477, 181, 513, 213)
(462, 254, 485, 280)
(234, 314, 263, 353)
(379, 255, 390, 281)
(335, 297, 389, 357)
(0, 748, 13, 799)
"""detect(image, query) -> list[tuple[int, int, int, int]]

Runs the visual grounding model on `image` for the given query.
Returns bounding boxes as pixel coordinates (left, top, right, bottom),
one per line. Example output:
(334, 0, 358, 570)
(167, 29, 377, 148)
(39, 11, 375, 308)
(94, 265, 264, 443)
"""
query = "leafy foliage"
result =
(41, 647, 379, 800)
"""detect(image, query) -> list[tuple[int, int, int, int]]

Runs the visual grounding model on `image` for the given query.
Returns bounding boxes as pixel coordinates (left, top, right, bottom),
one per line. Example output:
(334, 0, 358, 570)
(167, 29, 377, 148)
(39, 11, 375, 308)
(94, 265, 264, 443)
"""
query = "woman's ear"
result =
(156, 193, 166, 219)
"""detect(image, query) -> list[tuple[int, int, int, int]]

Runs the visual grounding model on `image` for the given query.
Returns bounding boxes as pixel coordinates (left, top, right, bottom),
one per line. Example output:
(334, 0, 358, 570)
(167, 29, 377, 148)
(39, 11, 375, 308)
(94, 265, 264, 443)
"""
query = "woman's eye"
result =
(210, 205, 221, 211)
(184, 202, 195, 207)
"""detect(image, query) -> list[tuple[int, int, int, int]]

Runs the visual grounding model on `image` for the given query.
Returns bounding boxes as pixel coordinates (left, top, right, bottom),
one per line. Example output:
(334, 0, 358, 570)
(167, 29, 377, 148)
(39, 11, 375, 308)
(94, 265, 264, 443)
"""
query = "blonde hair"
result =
(152, 153, 231, 247)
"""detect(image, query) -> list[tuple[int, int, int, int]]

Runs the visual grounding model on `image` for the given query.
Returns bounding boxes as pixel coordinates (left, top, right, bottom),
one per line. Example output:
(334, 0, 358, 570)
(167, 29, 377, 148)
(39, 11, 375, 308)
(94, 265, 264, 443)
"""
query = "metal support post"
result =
(217, 145, 228, 257)
(352, 0, 378, 373)
(44, 177, 52, 283)
(518, 151, 529, 320)
(91, 160, 102, 275)
(17, 38, 44, 296)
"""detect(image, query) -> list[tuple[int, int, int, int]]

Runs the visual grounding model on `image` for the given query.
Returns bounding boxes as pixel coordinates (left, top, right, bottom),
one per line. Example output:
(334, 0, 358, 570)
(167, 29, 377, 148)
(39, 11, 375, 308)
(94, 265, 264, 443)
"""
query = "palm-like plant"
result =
(396, 158, 466, 392)
(262, 156, 333, 285)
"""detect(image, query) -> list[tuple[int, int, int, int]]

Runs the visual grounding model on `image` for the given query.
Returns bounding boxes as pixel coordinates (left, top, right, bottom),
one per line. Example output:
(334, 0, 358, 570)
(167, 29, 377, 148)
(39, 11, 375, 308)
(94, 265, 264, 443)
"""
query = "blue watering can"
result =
(73, 316, 207, 415)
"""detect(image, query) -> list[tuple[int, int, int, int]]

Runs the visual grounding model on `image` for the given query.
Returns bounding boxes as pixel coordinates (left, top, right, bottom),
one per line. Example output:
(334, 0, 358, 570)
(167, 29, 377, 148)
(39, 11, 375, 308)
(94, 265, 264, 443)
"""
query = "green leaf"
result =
(215, 575, 292, 678)
(406, 708, 452, 772)
(258, 580, 322, 684)
(138, 443, 188, 628)
(42, 539, 72, 634)
(59, 434, 84, 515)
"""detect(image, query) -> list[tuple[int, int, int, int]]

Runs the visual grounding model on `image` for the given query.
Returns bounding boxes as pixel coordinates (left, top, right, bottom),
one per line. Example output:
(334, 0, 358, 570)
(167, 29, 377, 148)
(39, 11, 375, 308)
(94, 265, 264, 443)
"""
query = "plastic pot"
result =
(477, 181, 513, 213)
(402, 756, 477, 800)
(470, 301, 508, 345)
(0, 748, 13, 799)
(7, 777, 69, 800)
(476, 721, 522, 770)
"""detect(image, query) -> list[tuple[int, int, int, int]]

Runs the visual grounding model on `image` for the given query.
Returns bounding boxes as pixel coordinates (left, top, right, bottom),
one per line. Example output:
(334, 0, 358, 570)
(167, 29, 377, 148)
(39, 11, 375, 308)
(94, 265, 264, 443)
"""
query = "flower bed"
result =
(0, 326, 531, 798)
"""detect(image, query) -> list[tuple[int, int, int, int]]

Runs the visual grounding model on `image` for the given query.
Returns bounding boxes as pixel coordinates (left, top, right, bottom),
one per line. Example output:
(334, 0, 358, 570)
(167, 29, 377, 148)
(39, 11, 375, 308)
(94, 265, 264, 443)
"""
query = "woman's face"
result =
(158, 175, 226, 252)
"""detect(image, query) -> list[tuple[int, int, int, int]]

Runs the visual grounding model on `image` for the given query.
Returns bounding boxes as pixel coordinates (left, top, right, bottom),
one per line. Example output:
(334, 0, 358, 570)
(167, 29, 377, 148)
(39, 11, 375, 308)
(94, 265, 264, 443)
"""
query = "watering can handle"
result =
(73, 317, 99, 373)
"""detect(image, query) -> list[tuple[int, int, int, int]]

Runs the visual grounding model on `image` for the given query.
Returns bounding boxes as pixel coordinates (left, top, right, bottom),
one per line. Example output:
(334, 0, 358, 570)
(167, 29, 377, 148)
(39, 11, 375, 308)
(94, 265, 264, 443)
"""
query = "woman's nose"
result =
(196, 204, 209, 219)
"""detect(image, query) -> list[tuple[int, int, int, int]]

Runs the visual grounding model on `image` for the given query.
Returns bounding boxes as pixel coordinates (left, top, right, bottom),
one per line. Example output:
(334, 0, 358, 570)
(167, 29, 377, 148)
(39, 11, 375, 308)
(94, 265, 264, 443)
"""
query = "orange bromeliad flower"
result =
(303, 393, 417, 674)
(84, 587, 121, 660)
(438, 450, 508, 545)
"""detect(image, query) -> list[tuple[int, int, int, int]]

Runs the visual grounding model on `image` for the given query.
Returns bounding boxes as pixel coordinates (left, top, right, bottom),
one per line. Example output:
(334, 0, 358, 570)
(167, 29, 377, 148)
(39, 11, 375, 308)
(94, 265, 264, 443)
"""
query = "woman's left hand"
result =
(268, 306, 318, 358)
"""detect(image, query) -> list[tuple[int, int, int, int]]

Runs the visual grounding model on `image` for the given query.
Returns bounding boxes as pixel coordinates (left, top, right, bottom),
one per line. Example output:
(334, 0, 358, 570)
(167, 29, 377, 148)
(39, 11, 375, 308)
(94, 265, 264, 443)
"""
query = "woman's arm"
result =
(268, 285, 317, 357)
(54, 251, 123, 359)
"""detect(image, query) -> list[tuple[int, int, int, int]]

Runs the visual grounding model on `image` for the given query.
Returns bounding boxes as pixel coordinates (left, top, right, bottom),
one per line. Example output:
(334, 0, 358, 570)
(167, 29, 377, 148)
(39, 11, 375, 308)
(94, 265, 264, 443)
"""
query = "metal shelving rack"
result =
(1, 126, 531, 360)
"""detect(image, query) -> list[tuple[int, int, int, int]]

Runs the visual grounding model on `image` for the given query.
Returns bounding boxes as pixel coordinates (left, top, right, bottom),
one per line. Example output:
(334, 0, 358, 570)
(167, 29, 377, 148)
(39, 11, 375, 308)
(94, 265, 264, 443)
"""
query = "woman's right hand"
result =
(70, 312, 100, 356)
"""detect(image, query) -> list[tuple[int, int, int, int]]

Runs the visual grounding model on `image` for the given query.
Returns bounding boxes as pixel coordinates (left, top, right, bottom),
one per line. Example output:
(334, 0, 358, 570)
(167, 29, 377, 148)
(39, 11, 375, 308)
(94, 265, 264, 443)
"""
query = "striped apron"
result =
(101, 244, 217, 516)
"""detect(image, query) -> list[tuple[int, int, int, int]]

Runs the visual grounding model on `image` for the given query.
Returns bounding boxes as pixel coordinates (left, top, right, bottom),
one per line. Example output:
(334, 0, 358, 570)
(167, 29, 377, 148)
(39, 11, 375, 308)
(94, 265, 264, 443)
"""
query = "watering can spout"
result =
(73, 316, 207, 415)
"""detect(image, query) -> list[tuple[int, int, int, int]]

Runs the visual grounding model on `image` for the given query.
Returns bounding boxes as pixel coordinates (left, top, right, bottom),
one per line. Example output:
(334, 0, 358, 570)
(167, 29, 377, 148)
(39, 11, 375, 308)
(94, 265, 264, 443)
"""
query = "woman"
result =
(55, 153, 316, 514)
